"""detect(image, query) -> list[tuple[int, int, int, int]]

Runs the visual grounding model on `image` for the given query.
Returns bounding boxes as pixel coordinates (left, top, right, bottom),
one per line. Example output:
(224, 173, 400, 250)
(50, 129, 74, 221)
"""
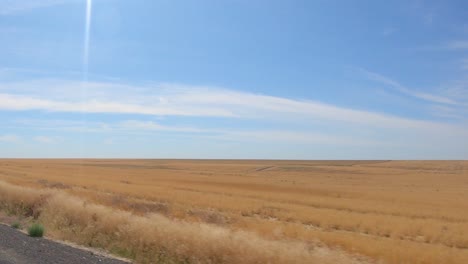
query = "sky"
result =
(0, 0, 467, 159)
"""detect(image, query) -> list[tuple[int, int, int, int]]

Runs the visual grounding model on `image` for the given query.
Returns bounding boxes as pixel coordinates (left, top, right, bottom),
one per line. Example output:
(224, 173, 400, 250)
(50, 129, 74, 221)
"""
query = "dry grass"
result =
(0, 159, 468, 263)
(0, 180, 358, 264)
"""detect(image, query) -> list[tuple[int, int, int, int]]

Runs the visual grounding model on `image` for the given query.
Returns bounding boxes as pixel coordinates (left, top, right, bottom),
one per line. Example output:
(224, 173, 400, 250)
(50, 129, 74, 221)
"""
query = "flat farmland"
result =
(1, 159, 468, 263)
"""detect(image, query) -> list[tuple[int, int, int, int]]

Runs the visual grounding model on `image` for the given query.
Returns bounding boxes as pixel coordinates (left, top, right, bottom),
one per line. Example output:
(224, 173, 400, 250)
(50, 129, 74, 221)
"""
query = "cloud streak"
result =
(0, 78, 454, 131)
(360, 68, 458, 105)
(34, 136, 59, 143)
(0, 134, 20, 143)
(8, 117, 468, 158)
(1, 76, 467, 158)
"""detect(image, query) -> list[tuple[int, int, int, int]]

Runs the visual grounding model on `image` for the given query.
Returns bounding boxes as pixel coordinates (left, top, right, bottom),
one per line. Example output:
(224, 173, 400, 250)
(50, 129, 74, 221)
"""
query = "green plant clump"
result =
(28, 223, 44, 237)
(11, 222, 20, 229)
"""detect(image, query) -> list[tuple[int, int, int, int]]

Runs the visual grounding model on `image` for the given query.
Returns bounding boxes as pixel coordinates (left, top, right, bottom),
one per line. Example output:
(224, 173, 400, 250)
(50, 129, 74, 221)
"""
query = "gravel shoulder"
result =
(0, 224, 130, 264)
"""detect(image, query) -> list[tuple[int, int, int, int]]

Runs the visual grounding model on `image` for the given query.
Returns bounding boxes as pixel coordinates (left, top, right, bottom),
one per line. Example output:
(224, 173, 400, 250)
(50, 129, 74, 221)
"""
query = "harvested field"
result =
(0, 159, 467, 263)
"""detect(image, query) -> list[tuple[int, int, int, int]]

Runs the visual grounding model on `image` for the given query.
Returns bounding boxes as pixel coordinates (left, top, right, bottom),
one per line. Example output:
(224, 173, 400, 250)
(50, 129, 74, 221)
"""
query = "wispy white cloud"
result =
(213, 130, 386, 146)
(103, 138, 114, 145)
(0, 92, 236, 117)
(360, 68, 458, 105)
(34, 136, 59, 143)
(119, 120, 208, 133)
(443, 85, 468, 101)
(430, 105, 466, 120)
(116, 121, 383, 146)
(0, 78, 454, 130)
(1, 76, 467, 157)
(13, 119, 116, 134)
(10, 119, 386, 147)
(0, 134, 20, 143)
(437, 78, 468, 113)
(10, 117, 468, 158)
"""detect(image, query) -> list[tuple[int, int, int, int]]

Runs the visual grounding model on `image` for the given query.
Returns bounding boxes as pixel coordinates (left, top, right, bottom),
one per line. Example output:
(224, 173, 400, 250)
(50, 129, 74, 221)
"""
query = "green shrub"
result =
(11, 222, 20, 229)
(28, 223, 44, 237)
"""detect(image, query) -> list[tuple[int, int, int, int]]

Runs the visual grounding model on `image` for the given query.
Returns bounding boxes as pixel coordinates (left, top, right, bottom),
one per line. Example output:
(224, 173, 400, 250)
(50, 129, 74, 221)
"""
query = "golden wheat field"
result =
(0, 159, 468, 263)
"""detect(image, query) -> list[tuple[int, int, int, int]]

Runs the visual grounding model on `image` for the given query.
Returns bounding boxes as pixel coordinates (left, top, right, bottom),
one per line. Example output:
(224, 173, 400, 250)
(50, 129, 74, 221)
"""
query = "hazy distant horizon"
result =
(1, 158, 465, 162)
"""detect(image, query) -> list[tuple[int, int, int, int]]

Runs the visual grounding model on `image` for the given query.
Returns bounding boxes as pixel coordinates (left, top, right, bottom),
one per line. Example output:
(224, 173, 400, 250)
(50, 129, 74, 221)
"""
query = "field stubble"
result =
(0, 159, 467, 263)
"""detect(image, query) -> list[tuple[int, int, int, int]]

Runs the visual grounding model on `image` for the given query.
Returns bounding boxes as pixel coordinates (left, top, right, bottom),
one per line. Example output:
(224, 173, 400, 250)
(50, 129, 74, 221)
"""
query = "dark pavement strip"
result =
(0, 224, 130, 264)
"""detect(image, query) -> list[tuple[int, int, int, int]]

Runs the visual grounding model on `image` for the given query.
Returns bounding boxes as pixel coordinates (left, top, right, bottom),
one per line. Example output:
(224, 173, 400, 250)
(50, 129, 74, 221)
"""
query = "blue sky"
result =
(0, 0, 467, 159)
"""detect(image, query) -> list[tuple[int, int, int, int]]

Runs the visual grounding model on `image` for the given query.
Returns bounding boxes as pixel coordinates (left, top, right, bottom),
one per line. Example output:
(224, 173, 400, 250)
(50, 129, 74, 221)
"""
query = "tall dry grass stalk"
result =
(0, 181, 348, 264)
